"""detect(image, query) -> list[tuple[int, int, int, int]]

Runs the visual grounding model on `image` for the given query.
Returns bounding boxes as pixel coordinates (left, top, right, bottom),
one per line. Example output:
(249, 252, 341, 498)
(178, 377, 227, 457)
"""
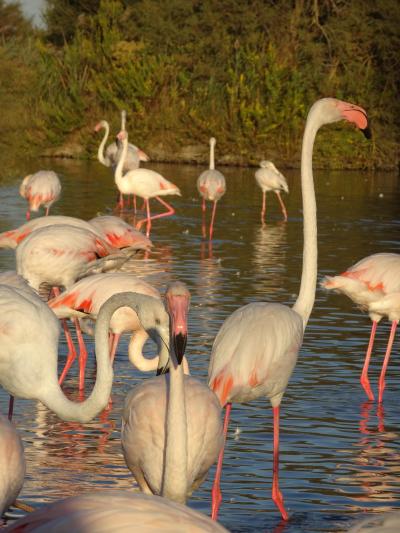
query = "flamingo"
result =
(48, 275, 190, 388)
(19, 170, 61, 220)
(6, 491, 228, 532)
(95, 110, 149, 210)
(207, 98, 371, 521)
(0, 214, 151, 253)
(121, 290, 223, 505)
(254, 160, 289, 223)
(321, 252, 400, 403)
(0, 414, 25, 517)
(115, 130, 181, 237)
(0, 283, 119, 422)
(197, 137, 226, 240)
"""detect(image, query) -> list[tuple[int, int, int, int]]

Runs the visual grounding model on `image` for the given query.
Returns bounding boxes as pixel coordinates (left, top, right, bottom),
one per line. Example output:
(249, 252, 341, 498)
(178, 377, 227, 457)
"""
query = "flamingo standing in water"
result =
(115, 130, 181, 237)
(207, 98, 371, 521)
(254, 160, 289, 223)
(6, 491, 228, 532)
(0, 414, 25, 516)
(197, 137, 226, 240)
(321, 253, 400, 403)
(48, 275, 190, 389)
(19, 170, 61, 220)
(121, 289, 223, 505)
(95, 110, 149, 210)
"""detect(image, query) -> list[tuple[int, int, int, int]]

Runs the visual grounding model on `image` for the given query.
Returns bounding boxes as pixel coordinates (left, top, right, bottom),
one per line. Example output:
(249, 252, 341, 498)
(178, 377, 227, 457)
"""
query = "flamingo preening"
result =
(197, 137, 226, 240)
(19, 170, 61, 220)
(207, 98, 370, 521)
(321, 252, 400, 403)
(254, 160, 289, 223)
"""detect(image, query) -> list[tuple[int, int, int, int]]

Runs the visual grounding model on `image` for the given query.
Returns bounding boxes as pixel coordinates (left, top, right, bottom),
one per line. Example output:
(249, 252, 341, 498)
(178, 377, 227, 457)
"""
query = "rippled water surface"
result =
(0, 157, 399, 532)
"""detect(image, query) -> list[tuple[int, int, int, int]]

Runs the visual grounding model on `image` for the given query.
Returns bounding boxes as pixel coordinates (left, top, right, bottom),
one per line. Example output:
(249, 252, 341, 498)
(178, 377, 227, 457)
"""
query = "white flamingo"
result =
(19, 170, 61, 220)
(197, 137, 226, 240)
(254, 160, 289, 223)
(321, 252, 400, 403)
(207, 98, 371, 520)
(115, 130, 181, 237)
(121, 290, 223, 505)
(0, 414, 25, 517)
(6, 491, 228, 532)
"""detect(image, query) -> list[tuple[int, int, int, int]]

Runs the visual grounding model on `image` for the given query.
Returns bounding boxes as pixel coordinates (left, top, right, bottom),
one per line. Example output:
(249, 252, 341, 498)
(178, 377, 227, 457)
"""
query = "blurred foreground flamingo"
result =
(0, 414, 25, 516)
(6, 491, 228, 532)
(121, 289, 223, 505)
(207, 98, 371, 521)
(321, 252, 400, 403)
(19, 170, 61, 220)
(115, 130, 181, 237)
(254, 160, 289, 223)
(197, 137, 226, 240)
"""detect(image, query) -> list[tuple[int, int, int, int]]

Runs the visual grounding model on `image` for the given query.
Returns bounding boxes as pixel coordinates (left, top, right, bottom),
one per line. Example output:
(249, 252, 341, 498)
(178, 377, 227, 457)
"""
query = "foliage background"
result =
(1, 0, 399, 169)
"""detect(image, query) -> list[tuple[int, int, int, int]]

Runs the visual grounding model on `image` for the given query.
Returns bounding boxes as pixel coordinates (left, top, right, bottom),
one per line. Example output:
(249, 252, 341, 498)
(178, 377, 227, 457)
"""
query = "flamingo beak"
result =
(167, 295, 189, 365)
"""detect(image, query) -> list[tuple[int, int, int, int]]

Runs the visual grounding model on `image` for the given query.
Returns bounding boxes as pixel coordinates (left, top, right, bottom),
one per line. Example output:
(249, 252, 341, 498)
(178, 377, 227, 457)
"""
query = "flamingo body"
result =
(6, 491, 228, 532)
(197, 169, 226, 203)
(122, 374, 223, 497)
(209, 303, 303, 406)
(88, 215, 152, 250)
(116, 167, 180, 199)
(19, 170, 61, 219)
(0, 414, 25, 516)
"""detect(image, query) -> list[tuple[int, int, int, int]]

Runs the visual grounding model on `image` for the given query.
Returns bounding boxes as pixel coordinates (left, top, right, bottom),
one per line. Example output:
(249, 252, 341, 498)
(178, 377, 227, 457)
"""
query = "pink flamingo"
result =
(197, 137, 226, 240)
(121, 288, 223, 506)
(321, 252, 400, 403)
(6, 491, 228, 532)
(19, 170, 61, 220)
(115, 130, 181, 237)
(48, 274, 190, 389)
(0, 413, 25, 517)
(95, 110, 149, 210)
(207, 98, 371, 521)
(255, 160, 289, 223)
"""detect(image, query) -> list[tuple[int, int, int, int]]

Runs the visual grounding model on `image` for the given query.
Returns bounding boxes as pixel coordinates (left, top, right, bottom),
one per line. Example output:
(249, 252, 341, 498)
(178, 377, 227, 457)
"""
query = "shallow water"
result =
(0, 157, 399, 532)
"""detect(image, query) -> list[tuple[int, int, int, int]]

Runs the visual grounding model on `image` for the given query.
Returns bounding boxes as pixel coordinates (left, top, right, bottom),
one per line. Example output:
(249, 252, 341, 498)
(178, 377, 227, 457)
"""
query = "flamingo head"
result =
(94, 120, 108, 132)
(310, 98, 371, 139)
(165, 281, 190, 365)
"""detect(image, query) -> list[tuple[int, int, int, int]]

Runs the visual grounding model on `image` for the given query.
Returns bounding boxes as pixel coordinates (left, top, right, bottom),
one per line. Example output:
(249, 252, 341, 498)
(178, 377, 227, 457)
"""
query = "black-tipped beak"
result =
(157, 364, 170, 376)
(173, 332, 187, 365)
(361, 125, 372, 139)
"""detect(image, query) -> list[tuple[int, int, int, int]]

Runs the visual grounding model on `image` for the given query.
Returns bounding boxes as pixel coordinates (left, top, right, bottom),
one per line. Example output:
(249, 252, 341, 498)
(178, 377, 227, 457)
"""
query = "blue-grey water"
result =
(0, 156, 399, 532)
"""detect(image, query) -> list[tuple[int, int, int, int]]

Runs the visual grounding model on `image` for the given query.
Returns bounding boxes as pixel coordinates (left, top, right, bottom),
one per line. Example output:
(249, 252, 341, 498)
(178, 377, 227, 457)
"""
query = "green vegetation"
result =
(1, 0, 399, 169)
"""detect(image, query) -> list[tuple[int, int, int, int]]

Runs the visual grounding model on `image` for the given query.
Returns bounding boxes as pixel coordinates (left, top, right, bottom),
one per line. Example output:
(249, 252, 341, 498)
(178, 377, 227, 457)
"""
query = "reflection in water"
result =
(1, 160, 400, 532)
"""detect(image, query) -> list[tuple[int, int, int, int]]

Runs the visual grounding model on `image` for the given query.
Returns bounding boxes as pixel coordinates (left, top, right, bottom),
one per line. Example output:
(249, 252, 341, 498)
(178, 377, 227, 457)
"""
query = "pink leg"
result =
(211, 402, 232, 520)
(201, 198, 207, 239)
(109, 333, 121, 365)
(360, 320, 377, 401)
(133, 195, 137, 214)
(275, 192, 288, 221)
(76, 318, 88, 391)
(8, 395, 14, 421)
(272, 405, 289, 520)
(209, 201, 218, 240)
(136, 197, 176, 236)
(45, 207, 50, 216)
(378, 320, 398, 403)
(26, 209, 31, 221)
(58, 318, 78, 385)
(261, 191, 266, 224)
(118, 192, 124, 210)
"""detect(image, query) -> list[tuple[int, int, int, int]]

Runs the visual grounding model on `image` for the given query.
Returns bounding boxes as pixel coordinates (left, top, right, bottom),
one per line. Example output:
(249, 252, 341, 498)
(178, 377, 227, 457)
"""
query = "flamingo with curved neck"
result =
(207, 97, 370, 520)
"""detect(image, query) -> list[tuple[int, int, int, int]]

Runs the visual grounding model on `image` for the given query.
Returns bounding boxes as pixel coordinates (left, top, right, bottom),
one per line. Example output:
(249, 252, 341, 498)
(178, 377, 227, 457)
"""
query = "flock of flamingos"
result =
(0, 97, 399, 532)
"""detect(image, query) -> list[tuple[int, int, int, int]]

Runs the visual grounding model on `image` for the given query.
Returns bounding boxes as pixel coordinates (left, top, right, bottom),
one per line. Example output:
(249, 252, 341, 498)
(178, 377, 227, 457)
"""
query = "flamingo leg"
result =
(360, 320, 377, 401)
(211, 402, 232, 521)
(133, 195, 137, 214)
(378, 320, 398, 403)
(209, 200, 218, 240)
(110, 333, 121, 365)
(8, 395, 14, 421)
(261, 191, 266, 224)
(45, 206, 50, 216)
(76, 318, 88, 391)
(58, 318, 78, 385)
(272, 405, 289, 521)
(201, 198, 207, 239)
(118, 192, 124, 210)
(26, 209, 31, 221)
(275, 191, 288, 221)
(136, 196, 176, 236)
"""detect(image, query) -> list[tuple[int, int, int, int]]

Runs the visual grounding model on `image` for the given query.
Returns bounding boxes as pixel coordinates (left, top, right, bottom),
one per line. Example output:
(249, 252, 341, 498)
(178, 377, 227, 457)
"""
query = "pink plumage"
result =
(19, 170, 61, 220)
